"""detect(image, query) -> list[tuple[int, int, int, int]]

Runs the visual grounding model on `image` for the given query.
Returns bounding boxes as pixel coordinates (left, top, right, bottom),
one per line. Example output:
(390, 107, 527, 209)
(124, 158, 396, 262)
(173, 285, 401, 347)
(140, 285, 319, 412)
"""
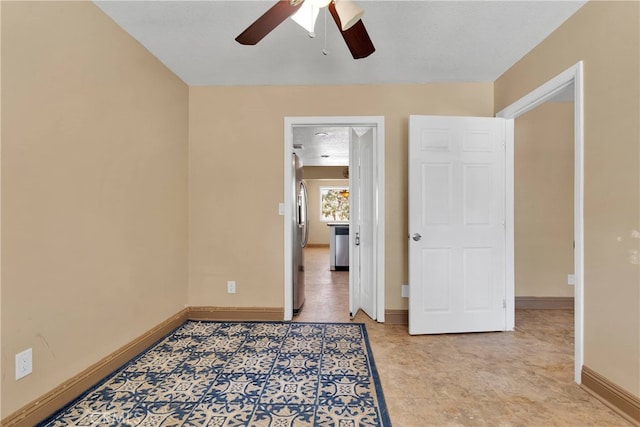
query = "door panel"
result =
(421, 248, 451, 311)
(463, 165, 492, 225)
(359, 128, 375, 319)
(409, 115, 509, 335)
(463, 247, 492, 310)
(349, 132, 361, 317)
(422, 163, 451, 225)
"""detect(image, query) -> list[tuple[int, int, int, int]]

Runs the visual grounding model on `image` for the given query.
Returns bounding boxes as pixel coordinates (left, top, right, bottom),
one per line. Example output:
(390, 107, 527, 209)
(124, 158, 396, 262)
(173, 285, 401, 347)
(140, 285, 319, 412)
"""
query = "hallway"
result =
(294, 246, 350, 323)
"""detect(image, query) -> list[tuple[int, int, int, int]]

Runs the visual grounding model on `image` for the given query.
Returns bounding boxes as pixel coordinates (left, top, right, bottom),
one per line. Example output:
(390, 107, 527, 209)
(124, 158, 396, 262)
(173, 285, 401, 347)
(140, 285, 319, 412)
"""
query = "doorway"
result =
(497, 62, 584, 384)
(283, 116, 385, 322)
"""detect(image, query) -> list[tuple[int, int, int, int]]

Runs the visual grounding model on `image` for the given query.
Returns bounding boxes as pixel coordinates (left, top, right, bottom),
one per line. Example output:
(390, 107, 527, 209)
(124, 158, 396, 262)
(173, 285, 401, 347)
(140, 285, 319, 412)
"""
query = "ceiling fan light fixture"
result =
(291, 0, 320, 34)
(334, 0, 364, 31)
(236, 0, 374, 60)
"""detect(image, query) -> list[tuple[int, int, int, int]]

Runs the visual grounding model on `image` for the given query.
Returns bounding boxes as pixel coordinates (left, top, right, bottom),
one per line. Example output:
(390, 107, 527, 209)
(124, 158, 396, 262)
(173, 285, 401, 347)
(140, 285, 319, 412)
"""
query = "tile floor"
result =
(295, 246, 632, 426)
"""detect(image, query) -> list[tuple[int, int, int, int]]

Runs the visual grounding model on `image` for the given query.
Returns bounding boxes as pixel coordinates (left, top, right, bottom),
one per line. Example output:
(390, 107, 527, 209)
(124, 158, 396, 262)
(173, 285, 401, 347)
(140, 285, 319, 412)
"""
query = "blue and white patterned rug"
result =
(40, 321, 390, 426)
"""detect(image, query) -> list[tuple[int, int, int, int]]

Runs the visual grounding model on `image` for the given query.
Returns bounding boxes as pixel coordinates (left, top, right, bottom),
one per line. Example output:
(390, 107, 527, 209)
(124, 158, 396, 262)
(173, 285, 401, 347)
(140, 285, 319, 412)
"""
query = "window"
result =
(320, 187, 349, 222)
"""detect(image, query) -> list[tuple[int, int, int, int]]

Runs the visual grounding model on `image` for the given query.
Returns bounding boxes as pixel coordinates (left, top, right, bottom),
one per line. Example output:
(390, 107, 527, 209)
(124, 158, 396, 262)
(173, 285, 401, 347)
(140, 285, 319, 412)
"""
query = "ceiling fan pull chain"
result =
(322, 7, 329, 55)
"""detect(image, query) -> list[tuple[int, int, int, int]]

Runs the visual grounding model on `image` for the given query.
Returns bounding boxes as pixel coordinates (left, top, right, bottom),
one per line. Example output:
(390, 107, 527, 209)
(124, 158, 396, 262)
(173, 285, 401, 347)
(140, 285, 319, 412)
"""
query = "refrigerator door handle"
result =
(301, 181, 309, 248)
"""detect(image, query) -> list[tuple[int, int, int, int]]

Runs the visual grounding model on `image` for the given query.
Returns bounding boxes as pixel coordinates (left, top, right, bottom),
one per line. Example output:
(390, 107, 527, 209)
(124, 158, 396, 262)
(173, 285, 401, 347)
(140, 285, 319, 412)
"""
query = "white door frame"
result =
(496, 61, 584, 384)
(283, 116, 385, 322)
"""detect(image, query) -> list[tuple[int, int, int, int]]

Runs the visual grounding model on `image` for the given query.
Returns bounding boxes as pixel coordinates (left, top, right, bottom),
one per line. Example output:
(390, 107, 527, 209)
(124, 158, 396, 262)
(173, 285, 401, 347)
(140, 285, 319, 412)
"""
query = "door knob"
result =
(412, 233, 422, 242)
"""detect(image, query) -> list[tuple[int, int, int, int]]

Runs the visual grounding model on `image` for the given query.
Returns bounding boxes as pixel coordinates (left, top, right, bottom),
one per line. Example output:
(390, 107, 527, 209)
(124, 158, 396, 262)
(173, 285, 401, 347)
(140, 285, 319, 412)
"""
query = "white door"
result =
(350, 127, 376, 319)
(408, 115, 510, 335)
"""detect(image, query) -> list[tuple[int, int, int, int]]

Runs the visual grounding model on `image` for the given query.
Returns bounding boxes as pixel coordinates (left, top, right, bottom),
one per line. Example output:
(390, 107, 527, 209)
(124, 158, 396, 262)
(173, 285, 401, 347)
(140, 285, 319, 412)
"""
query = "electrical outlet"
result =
(567, 274, 575, 285)
(278, 203, 285, 216)
(227, 281, 236, 294)
(401, 284, 409, 298)
(16, 348, 32, 380)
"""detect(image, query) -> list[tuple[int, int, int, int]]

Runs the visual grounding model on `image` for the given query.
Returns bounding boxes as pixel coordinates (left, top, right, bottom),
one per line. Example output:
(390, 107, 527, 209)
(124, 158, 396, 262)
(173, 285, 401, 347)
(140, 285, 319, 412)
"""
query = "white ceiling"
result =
(94, 0, 586, 87)
(293, 126, 372, 166)
(93, 0, 584, 167)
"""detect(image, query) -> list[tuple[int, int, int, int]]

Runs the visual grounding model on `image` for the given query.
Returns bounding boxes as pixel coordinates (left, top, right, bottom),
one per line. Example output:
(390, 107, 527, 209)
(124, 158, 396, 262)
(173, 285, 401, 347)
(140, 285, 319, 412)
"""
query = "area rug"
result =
(40, 321, 390, 426)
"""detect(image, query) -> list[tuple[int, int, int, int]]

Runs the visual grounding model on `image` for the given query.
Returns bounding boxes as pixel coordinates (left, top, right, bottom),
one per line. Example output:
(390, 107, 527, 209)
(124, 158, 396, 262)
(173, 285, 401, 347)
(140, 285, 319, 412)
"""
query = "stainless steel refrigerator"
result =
(293, 153, 308, 315)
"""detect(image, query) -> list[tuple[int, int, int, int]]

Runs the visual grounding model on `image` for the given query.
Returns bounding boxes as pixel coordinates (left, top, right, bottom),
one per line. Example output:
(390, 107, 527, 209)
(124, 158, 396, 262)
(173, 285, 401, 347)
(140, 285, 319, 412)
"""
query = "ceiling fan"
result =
(235, 0, 375, 59)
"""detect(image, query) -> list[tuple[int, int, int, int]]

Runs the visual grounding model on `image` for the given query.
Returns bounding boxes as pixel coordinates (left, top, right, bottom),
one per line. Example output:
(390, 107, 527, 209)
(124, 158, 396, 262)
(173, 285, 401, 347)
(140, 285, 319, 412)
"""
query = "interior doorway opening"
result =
(497, 62, 584, 384)
(294, 246, 351, 322)
(283, 117, 385, 322)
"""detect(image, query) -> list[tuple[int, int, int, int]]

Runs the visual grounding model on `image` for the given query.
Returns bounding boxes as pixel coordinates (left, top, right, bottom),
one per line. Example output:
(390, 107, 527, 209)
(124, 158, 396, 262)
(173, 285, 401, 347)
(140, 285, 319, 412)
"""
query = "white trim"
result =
(496, 65, 578, 119)
(496, 61, 585, 384)
(504, 119, 515, 331)
(284, 123, 294, 321)
(284, 116, 385, 322)
(375, 121, 386, 322)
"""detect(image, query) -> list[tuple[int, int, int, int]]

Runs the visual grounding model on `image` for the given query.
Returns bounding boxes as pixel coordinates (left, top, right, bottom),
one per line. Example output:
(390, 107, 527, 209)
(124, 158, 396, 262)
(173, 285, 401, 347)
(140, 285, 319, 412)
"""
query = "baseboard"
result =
(515, 296, 574, 310)
(2, 308, 190, 427)
(383, 302, 577, 323)
(2, 306, 285, 426)
(188, 306, 284, 321)
(581, 366, 640, 425)
(385, 309, 408, 325)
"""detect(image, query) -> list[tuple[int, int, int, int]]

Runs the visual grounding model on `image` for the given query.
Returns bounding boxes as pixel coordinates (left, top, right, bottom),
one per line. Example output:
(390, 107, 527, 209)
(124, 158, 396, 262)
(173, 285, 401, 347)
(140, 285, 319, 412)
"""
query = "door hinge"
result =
(503, 299, 506, 309)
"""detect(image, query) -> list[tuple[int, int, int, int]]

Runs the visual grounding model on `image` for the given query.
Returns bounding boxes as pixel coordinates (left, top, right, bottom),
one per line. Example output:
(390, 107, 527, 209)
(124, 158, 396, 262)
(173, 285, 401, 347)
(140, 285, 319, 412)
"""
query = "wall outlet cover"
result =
(16, 348, 33, 380)
(401, 284, 409, 298)
(227, 281, 236, 294)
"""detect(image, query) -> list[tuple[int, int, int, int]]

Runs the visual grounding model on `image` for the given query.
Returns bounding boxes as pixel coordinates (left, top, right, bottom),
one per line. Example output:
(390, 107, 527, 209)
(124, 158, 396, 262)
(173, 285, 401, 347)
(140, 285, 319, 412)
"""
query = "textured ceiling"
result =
(93, 0, 583, 167)
(293, 126, 373, 166)
(94, 0, 587, 87)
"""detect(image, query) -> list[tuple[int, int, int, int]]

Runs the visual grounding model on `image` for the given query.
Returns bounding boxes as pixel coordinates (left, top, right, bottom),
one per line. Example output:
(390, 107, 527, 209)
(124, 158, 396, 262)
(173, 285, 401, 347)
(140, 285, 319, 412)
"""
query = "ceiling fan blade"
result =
(328, 1, 375, 59)
(236, 0, 304, 45)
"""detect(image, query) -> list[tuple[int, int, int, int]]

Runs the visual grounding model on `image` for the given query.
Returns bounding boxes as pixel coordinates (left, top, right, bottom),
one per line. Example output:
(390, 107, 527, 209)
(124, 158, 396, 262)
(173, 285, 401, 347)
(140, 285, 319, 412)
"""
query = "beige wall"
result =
(515, 102, 575, 297)
(189, 83, 494, 310)
(1, 2, 189, 417)
(495, 1, 640, 396)
(303, 168, 350, 245)
(7, 0, 637, 418)
(305, 179, 349, 246)
(303, 166, 347, 180)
